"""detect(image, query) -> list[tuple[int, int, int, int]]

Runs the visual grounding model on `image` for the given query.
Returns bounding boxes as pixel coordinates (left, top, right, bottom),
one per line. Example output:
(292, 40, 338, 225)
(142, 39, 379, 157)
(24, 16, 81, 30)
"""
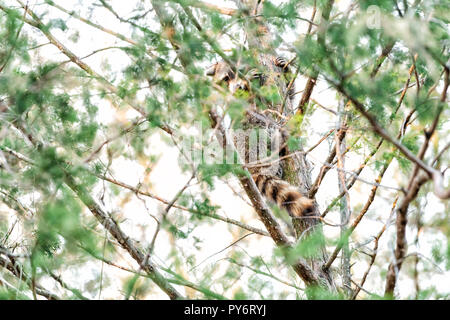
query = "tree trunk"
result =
(237, 0, 336, 293)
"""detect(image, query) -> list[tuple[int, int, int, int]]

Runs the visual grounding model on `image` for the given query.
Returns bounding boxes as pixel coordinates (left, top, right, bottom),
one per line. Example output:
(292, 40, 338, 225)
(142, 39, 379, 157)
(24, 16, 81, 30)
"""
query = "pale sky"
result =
(1, 0, 448, 299)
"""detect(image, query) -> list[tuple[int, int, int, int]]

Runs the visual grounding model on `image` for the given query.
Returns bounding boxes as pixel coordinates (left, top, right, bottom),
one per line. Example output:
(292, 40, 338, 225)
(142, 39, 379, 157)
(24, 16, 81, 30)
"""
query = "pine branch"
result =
(0, 255, 60, 300)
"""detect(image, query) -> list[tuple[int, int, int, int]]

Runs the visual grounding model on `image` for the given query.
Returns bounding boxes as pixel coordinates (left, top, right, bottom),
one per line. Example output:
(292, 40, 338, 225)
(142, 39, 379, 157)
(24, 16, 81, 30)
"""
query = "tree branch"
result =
(0, 255, 59, 300)
(328, 71, 450, 200)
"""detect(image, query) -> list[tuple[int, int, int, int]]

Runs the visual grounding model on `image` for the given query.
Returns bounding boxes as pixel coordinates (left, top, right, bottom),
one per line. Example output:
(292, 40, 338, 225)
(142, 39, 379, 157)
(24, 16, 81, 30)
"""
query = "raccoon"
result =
(205, 60, 249, 93)
(206, 57, 314, 217)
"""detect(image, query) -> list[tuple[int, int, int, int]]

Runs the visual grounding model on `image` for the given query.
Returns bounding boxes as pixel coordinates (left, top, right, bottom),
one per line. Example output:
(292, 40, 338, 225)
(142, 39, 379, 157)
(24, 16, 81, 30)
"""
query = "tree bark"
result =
(237, 0, 336, 292)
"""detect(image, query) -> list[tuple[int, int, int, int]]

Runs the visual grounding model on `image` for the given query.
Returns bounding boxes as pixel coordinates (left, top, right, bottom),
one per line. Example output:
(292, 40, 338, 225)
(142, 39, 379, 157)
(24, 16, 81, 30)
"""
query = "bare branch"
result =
(84, 116, 147, 163)
(296, 0, 335, 115)
(65, 174, 184, 299)
(187, 0, 237, 16)
(97, 173, 269, 236)
(352, 196, 399, 299)
(308, 129, 345, 198)
(384, 173, 428, 296)
(328, 70, 450, 200)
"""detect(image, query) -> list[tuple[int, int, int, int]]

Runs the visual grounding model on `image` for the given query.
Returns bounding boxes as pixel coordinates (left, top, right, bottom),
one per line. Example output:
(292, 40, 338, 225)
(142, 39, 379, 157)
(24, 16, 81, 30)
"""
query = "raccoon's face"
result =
(206, 61, 249, 94)
(206, 57, 289, 96)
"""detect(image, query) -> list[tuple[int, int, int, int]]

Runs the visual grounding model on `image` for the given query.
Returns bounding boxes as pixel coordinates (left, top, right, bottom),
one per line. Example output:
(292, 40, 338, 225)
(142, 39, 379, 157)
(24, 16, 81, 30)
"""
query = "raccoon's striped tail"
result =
(252, 174, 315, 217)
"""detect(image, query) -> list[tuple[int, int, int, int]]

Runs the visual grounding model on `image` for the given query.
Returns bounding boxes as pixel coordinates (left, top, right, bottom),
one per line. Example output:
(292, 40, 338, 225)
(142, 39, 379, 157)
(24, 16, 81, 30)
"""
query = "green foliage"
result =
(0, 288, 30, 300)
(209, 12, 228, 33)
(280, 229, 326, 262)
(0, 0, 448, 301)
(446, 242, 450, 271)
(287, 136, 303, 151)
(286, 113, 304, 136)
(227, 100, 246, 124)
(197, 162, 245, 188)
(32, 187, 99, 267)
(262, 0, 300, 28)
(431, 240, 445, 265)
(232, 288, 247, 299)
(47, 18, 68, 31)
(191, 198, 219, 219)
(304, 285, 345, 300)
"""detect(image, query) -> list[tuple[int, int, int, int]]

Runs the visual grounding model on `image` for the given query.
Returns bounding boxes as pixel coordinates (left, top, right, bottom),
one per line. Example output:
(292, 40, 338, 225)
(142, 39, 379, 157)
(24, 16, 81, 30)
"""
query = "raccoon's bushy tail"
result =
(252, 174, 315, 217)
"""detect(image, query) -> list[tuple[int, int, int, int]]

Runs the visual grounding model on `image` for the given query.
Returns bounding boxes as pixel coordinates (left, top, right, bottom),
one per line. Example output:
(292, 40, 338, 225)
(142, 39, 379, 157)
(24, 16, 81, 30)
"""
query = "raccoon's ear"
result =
(205, 64, 217, 76)
(248, 68, 262, 79)
(274, 57, 289, 70)
(248, 68, 265, 85)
